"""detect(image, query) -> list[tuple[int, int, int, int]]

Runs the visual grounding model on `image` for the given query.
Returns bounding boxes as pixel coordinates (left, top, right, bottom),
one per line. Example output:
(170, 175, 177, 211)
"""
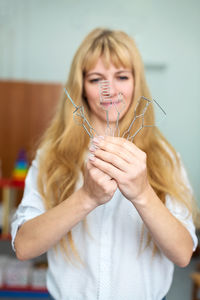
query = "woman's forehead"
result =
(85, 57, 132, 75)
(84, 53, 132, 73)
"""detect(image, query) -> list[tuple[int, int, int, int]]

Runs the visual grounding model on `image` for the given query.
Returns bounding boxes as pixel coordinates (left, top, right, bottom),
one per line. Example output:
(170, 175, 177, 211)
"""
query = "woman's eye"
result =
(118, 76, 129, 80)
(89, 78, 101, 83)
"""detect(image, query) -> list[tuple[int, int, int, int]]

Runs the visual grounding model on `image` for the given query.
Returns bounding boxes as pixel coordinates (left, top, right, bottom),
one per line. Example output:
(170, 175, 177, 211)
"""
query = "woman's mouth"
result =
(100, 100, 122, 107)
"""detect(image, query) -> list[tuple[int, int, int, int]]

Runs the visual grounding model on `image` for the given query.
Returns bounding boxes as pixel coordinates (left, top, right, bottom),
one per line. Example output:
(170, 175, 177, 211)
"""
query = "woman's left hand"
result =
(89, 136, 151, 204)
(89, 136, 194, 267)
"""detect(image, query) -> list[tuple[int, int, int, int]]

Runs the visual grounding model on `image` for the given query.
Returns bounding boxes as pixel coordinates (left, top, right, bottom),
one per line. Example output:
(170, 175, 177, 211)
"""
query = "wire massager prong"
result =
(122, 96, 166, 141)
(64, 88, 97, 138)
(98, 80, 114, 136)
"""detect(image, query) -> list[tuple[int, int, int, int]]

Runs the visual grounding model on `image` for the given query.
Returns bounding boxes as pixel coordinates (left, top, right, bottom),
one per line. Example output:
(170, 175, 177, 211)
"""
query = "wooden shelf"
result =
(0, 286, 50, 298)
(0, 178, 25, 235)
(0, 234, 11, 240)
(0, 178, 25, 189)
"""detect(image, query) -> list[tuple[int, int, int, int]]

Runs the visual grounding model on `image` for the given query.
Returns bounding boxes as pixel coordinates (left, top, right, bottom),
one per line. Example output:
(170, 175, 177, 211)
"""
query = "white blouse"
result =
(11, 155, 198, 300)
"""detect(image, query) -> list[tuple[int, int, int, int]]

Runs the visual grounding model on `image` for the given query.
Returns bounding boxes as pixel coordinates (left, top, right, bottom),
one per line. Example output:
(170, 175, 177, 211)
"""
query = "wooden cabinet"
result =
(0, 80, 62, 177)
(0, 80, 62, 299)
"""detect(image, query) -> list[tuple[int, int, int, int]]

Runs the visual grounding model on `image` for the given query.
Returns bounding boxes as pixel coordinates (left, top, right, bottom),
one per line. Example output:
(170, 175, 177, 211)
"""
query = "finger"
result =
(92, 136, 143, 159)
(86, 159, 113, 180)
(90, 138, 140, 166)
(89, 156, 124, 181)
(92, 148, 132, 172)
(106, 136, 144, 157)
(91, 139, 131, 163)
(89, 144, 132, 165)
(86, 158, 94, 170)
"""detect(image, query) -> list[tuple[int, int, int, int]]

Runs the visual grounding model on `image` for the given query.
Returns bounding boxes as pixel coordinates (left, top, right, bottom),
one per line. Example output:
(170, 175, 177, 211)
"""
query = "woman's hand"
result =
(89, 136, 150, 204)
(89, 136, 194, 267)
(82, 159, 118, 207)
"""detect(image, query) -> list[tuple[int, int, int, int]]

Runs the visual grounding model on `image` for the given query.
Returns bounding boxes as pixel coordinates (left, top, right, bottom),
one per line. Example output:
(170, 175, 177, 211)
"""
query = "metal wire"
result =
(64, 88, 166, 141)
(98, 80, 113, 136)
(64, 89, 97, 138)
(122, 96, 166, 141)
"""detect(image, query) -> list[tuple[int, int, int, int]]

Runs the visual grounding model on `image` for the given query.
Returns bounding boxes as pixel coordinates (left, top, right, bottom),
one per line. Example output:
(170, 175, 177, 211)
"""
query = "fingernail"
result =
(93, 136, 104, 144)
(89, 153, 95, 161)
(89, 145, 97, 152)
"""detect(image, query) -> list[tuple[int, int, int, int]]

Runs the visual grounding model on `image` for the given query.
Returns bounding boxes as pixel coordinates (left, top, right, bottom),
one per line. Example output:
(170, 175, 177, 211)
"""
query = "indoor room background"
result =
(0, 0, 199, 299)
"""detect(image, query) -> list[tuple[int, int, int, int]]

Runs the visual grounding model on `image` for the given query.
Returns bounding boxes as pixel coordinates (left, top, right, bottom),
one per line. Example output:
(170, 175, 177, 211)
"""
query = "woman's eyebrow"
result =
(86, 70, 132, 77)
(115, 70, 132, 74)
(85, 72, 103, 78)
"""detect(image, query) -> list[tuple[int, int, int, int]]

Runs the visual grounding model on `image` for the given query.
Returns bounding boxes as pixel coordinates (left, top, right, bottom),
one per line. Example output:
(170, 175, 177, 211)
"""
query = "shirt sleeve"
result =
(165, 195, 198, 251)
(11, 154, 46, 251)
(165, 155, 198, 251)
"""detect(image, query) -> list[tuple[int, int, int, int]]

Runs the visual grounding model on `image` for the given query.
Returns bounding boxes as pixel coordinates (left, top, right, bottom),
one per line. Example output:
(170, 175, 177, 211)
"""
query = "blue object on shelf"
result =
(0, 289, 51, 298)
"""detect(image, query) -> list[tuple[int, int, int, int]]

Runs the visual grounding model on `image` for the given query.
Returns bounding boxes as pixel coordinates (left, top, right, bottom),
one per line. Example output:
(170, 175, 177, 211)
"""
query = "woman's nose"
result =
(109, 80, 118, 97)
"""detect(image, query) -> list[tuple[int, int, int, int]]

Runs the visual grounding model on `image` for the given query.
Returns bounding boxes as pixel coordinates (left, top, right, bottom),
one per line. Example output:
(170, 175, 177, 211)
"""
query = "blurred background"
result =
(0, 0, 199, 299)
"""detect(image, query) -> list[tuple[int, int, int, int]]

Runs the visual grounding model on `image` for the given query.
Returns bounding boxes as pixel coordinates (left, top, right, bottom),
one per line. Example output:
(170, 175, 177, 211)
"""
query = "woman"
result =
(11, 28, 197, 300)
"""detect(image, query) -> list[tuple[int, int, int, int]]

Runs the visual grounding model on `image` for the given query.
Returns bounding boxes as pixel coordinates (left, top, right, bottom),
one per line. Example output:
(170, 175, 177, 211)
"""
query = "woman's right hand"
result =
(81, 159, 117, 207)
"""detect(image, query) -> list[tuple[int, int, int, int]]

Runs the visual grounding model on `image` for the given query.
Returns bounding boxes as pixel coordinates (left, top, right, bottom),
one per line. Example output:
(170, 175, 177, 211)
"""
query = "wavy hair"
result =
(37, 28, 197, 260)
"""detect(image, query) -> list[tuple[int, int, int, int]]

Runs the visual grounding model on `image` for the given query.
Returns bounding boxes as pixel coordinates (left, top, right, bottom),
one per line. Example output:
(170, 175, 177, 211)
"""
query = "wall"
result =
(0, 0, 199, 203)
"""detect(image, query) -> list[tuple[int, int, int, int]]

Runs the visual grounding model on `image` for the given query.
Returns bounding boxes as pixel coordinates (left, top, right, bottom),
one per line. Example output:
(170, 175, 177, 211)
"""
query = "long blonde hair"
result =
(37, 28, 197, 260)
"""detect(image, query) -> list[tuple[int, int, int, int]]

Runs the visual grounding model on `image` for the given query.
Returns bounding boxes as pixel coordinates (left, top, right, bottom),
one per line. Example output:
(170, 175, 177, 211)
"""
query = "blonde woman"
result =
(11, 28, 197, 300)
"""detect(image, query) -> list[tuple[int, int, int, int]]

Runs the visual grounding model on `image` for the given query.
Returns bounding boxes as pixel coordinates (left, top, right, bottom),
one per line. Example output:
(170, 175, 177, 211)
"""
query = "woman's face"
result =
(84, 57, 134, 134)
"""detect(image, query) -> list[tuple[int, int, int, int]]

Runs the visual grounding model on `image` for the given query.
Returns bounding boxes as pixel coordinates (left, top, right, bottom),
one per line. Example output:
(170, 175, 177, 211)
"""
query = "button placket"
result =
(97, 203, 112, 300)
